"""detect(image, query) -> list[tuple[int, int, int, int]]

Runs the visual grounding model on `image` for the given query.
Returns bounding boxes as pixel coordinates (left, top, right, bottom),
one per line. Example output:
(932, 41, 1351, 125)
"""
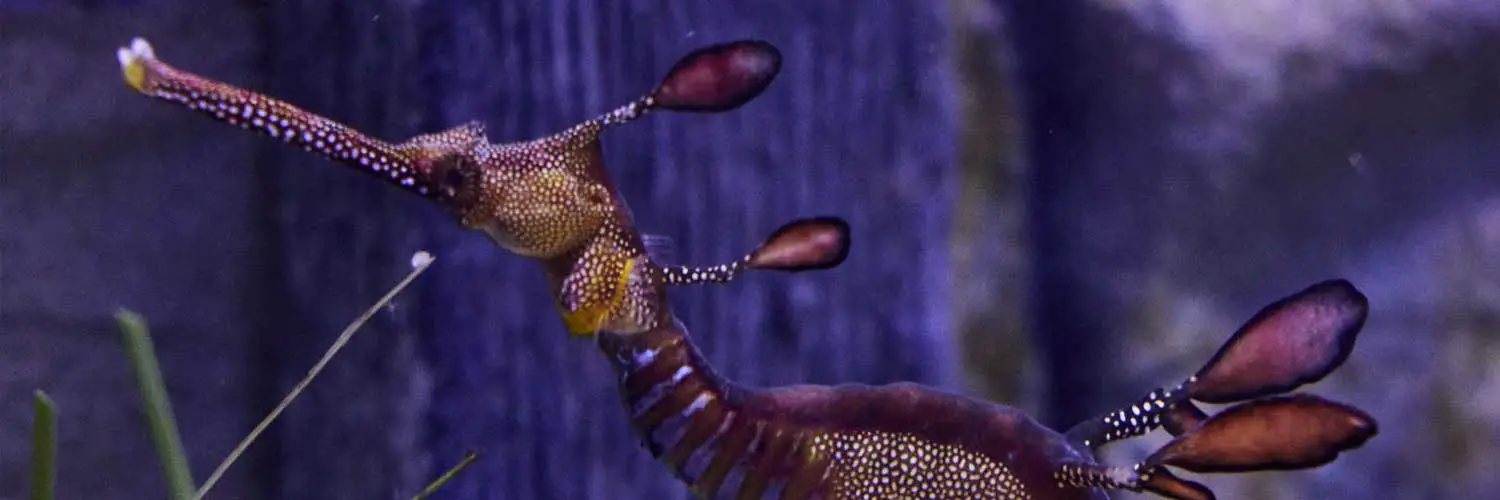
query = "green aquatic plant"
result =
(30, 391, 57, 500)
(117, 309, 196, 500)
(413, 449, 483, 500)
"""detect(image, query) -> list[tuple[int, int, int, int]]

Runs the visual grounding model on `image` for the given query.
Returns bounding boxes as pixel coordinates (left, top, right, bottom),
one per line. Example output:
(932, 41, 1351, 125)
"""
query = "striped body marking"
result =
(598, 324, 1088, 500)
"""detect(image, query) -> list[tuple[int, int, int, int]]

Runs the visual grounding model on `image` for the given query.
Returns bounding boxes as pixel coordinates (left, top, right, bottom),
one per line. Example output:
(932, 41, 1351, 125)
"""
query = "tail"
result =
(1059, 279, 1378, 499)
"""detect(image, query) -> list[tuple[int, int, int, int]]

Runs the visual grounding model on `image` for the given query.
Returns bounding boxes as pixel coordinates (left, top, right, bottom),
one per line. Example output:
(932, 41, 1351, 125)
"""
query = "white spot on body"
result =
(671, 365, 693, 384)
(682, 393, 711, 416)
(634, 348, 659, 368)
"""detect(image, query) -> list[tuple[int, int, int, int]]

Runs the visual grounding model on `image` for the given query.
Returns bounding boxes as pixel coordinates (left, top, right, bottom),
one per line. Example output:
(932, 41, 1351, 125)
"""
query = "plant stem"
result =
(30, 390, 57, 500)
(412, 450, 482, 500)
(117, 310, 196, 500)
(194, 251, 436, 500)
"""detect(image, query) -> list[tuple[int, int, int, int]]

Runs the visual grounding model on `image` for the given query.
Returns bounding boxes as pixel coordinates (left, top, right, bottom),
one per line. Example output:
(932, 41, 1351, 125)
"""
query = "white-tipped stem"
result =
(192, 251, 437, 500)
(411, 250, 434, 269)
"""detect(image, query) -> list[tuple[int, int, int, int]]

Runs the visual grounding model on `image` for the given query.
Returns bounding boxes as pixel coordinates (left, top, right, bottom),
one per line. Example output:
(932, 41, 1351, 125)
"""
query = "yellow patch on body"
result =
(116, 38, 155, 92)
(122, 61, 147, 92)
(561, 257, 637, 336)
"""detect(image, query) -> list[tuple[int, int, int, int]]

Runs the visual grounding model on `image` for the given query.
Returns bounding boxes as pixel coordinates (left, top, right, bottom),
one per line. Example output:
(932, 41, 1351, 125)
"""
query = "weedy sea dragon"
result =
(116, 36, 1377, 499)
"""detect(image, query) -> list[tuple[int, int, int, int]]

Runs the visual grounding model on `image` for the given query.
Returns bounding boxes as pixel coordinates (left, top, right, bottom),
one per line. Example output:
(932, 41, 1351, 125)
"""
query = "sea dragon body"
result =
(117, 37, 1377, 499)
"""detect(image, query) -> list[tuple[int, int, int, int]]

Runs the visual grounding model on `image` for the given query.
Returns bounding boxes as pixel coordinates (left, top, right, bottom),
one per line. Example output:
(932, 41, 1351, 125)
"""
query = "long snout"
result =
(118, 37, 443, 199)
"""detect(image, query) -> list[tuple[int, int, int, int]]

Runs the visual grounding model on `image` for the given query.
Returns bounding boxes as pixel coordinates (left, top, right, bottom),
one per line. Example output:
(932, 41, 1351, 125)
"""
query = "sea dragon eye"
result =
(436, 156, 476, 200)
(443, 164, 467, 190)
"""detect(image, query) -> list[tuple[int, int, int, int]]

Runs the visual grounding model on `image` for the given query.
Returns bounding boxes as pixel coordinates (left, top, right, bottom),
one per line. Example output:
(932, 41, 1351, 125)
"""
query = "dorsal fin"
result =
(397, 120, 487, 152)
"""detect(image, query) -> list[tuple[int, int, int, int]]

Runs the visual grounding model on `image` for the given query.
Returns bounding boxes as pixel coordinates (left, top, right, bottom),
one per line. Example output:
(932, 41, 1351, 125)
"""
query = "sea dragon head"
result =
(117, 37, 781, 260)
(117, 37, 846, 335)
(394, 40, 788, 260)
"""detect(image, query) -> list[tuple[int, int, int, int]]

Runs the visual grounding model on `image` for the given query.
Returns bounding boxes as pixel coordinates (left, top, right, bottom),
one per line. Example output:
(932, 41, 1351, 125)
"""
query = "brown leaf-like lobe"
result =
(747, 217, 850, 271)
(1162, 401, 1209, 436)
(1145, 394, 1377, 473)
(653, 40, 781, 112)
(1143, 468, 1217, 500)
(1188, 279, 1368, 403)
